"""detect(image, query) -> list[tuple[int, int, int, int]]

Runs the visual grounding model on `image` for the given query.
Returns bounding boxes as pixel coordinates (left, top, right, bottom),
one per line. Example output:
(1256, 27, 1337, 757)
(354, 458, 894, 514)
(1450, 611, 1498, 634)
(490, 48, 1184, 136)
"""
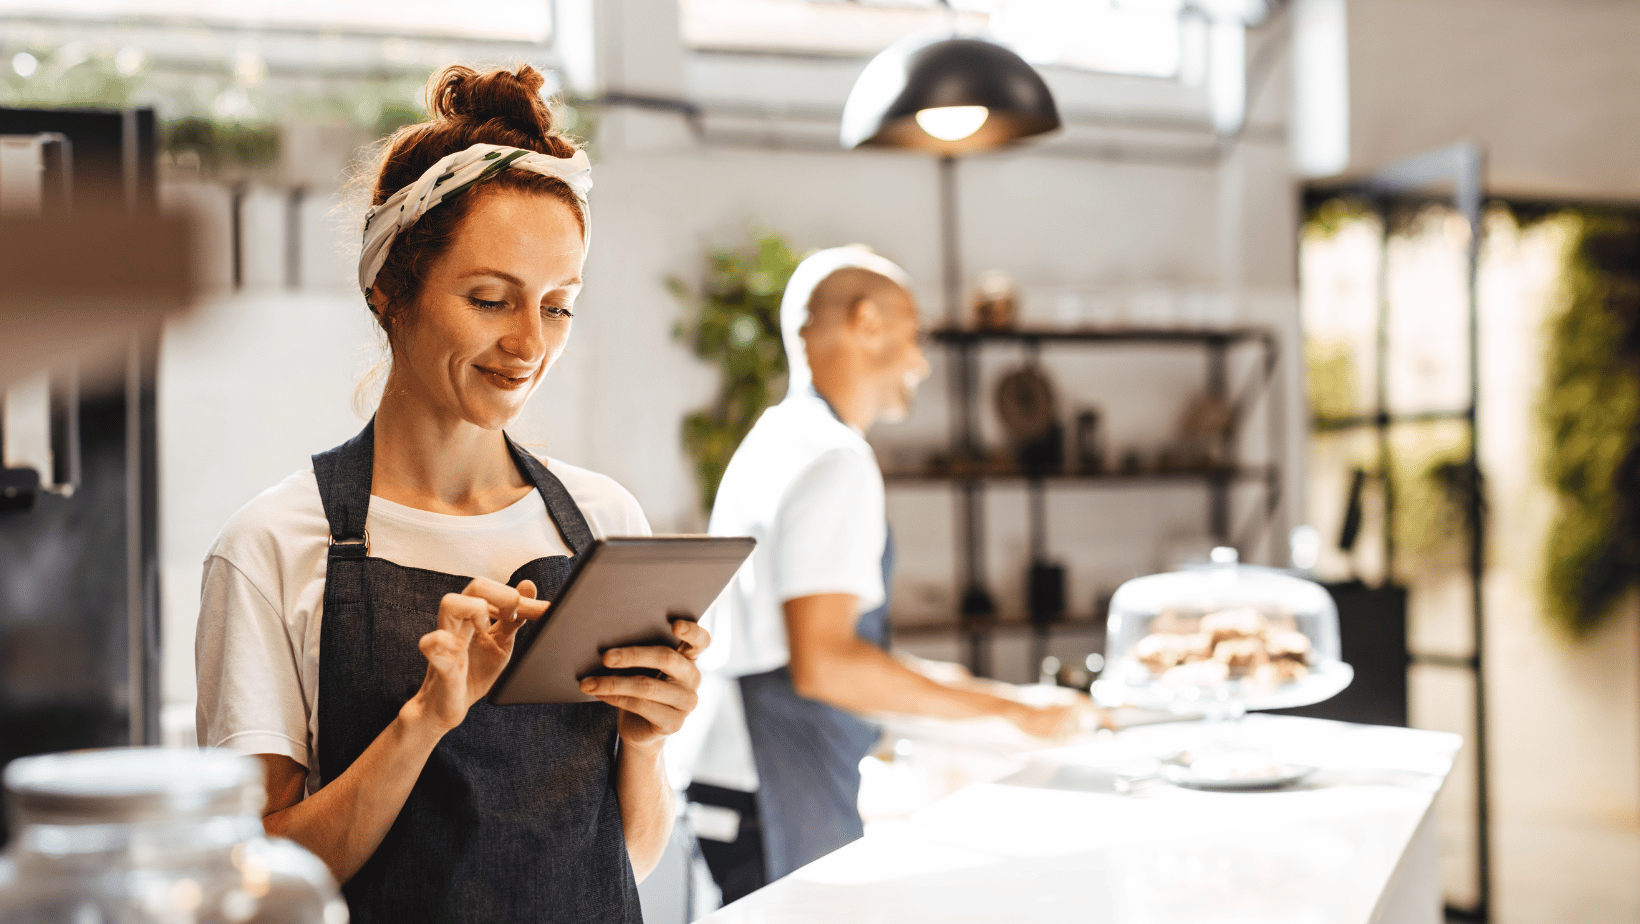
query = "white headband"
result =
(358, 142, 592, 295)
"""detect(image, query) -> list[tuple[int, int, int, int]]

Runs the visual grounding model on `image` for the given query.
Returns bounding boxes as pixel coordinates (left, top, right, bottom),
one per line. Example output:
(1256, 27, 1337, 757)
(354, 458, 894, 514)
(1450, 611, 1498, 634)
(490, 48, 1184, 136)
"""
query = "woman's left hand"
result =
(580, 619, 711, 751)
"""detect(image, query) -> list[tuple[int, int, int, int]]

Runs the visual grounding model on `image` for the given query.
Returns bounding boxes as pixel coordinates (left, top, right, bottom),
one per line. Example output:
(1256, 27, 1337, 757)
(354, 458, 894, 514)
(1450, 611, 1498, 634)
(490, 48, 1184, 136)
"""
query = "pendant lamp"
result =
(840, 32, 1061, 154)
(839, 30, 1062, 645)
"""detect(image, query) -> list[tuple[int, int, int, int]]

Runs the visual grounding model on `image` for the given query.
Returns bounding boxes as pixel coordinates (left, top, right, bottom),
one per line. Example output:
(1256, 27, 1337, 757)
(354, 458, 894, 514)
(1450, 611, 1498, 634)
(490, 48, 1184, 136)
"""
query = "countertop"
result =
(696, 714, 1461, 924)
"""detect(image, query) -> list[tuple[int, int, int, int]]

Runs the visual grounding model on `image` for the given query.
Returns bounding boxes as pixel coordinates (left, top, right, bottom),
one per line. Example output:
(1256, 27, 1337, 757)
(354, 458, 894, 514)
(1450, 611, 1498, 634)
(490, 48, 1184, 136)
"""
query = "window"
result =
(680, 0, 1186, 79)
(0, 0, 553, 43)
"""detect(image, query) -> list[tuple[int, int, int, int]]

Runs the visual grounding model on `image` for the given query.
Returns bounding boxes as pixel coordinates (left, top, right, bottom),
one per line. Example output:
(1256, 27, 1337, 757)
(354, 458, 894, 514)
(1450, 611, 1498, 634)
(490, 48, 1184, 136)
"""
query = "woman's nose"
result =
(500, 307, 546, 363)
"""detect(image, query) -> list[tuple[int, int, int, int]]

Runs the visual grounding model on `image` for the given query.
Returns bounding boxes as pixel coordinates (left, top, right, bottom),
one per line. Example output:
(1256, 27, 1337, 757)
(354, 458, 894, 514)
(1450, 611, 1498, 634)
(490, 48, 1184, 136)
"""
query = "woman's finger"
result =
(579, 673, 698, 713)
(602, 645, 701, 690)
(437, 593, 488, 641)
(460, 577, 522, 622)
(418, 628, 466, 673)
(494, 604, 538, 644)
(671, 619, 711, 660)
(590, 694, 686, 735)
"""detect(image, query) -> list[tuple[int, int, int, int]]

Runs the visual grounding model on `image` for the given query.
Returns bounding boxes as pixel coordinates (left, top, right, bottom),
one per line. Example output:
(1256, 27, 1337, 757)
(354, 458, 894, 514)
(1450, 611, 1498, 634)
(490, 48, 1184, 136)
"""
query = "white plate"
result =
(1160, 751, 1314, 791)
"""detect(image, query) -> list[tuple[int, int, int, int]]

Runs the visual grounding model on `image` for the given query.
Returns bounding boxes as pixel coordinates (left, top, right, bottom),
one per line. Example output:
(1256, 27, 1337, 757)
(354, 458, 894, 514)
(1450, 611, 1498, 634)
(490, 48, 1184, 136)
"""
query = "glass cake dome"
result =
(1097, 548, 1353, 715)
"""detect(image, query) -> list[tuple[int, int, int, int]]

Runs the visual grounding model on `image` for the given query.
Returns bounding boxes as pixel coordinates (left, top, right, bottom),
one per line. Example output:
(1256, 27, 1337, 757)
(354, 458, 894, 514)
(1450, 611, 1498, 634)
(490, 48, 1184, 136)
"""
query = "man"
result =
(682, 247, 1089, 903)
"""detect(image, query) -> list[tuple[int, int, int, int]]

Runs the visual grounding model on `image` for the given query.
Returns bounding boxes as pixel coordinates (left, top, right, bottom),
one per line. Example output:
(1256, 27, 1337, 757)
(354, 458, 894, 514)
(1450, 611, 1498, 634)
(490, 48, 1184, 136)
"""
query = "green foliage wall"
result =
(1542, 216, 1640, 637)
(670, 232, 800, 514)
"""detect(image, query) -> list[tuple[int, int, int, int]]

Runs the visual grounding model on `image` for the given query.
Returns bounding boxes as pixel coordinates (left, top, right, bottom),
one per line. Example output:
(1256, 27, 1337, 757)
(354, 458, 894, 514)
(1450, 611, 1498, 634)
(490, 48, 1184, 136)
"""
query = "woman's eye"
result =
(468, 297, 508, 311)
(543, 304, 575, 319)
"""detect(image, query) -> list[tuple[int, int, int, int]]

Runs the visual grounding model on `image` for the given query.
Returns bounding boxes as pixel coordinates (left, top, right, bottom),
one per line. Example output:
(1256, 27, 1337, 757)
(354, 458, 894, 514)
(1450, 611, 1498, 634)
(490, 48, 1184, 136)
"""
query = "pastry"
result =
(1212, 637, 1267, 671)
(1200, 608, 1268, 646)
(1134, 633, 1189, 672)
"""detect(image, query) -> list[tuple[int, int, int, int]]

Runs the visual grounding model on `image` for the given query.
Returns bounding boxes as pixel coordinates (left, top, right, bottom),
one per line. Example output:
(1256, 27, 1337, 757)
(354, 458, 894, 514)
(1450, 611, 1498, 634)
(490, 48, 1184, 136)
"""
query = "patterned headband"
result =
(358, 142, 592, 295)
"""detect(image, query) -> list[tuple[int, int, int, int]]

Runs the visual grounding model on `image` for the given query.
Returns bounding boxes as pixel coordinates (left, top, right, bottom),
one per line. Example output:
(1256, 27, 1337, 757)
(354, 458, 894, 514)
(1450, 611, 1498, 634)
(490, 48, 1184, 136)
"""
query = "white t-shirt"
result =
(676, 391, 886, 792)
(194, 456, 650, 796)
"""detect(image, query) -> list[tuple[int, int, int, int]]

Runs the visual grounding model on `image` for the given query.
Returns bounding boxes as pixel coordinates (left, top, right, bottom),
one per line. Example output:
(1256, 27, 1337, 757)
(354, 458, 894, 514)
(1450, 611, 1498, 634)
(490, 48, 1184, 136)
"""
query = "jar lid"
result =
(5, 747, 264, 825)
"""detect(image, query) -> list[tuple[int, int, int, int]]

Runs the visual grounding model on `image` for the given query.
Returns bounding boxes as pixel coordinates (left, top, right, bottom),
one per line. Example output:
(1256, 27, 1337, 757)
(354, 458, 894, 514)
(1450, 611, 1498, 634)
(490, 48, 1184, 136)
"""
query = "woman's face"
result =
(381, 188, 585, 432)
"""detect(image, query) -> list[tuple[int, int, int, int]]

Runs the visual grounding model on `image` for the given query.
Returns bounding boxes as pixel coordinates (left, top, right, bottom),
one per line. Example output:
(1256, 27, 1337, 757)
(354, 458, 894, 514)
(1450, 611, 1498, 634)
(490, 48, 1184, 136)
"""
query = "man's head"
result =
(781, 247, 929, 428)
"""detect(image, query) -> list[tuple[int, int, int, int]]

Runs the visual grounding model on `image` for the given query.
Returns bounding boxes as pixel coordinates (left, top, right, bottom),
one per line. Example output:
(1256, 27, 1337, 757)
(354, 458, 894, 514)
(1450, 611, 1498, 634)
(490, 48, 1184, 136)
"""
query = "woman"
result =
(194, 64, 705, 924)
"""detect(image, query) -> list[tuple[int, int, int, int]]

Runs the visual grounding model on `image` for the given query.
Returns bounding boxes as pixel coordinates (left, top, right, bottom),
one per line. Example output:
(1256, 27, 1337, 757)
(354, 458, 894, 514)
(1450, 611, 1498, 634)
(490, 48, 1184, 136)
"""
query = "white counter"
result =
(697, 715, 1460, 924)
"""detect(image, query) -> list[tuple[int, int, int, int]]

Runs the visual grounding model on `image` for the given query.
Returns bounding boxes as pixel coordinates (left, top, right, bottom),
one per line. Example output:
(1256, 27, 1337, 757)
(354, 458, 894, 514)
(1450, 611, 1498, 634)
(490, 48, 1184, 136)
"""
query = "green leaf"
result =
(672, 230, 800, 512)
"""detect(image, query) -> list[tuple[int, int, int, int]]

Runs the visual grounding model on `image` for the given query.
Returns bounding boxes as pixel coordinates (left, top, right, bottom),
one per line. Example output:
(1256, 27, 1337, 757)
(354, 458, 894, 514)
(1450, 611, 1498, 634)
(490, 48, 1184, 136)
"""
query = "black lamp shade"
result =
(841, 33, 1061, 154)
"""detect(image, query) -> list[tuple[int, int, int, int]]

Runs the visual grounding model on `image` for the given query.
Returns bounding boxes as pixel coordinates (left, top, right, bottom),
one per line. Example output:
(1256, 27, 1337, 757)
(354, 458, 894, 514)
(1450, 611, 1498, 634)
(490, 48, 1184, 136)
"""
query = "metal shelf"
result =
(930, 325, 1276, 347)
(883, 464, 1277, 486)
(894, 615, 1108, 640)
(907, 317, 1283, 678)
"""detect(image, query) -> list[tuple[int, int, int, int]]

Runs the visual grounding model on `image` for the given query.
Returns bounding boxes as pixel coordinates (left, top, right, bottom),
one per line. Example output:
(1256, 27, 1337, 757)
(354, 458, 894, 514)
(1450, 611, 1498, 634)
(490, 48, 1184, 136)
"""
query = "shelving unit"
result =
(885, 325, 1284, 678)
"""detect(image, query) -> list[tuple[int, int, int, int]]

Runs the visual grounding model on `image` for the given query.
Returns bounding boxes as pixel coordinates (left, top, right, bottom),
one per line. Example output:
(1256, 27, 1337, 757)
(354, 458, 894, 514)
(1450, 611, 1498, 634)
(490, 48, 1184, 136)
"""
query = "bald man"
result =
(682, 248, 1086, 902)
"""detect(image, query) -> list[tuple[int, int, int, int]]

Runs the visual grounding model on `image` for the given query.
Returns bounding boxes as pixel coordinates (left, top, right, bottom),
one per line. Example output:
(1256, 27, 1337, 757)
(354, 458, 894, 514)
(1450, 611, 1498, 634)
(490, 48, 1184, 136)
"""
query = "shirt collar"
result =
(807, 386, 864, 436)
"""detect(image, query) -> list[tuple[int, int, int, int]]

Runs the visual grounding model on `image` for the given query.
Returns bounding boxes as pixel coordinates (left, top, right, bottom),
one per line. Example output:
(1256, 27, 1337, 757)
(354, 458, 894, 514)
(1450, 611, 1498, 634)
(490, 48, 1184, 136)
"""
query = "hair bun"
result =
(427, 64, 556, 138)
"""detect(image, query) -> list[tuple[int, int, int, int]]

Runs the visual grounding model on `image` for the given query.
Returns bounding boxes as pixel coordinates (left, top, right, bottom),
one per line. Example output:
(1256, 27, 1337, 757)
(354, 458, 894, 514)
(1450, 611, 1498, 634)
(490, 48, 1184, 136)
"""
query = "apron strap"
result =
(312, 420, 596, 560)
(505, 435, 596, 557)
(312, 420, 376, 560)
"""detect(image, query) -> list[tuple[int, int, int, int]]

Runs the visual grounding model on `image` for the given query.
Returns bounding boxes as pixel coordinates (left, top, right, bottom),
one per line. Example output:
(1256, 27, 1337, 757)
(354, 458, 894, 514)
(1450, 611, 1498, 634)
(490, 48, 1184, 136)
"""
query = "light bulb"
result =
(914, 106, 988, 142)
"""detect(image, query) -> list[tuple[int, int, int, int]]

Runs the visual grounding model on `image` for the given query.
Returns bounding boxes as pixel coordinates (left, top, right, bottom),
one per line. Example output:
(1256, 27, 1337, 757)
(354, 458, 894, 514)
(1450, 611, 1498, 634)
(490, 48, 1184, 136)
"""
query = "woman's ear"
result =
(366, 283, 390, 319)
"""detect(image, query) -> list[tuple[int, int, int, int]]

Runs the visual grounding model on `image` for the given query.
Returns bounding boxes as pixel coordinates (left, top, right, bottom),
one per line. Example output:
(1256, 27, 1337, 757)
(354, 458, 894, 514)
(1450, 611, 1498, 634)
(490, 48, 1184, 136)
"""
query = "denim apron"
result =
(312, 422, 640, 924)
(736, 389, 894, 880)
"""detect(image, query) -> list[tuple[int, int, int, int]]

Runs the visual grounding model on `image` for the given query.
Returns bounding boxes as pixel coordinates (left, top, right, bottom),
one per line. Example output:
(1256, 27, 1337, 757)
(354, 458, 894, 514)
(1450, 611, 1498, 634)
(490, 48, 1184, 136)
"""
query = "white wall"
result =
(1344, 0, 1640, 199)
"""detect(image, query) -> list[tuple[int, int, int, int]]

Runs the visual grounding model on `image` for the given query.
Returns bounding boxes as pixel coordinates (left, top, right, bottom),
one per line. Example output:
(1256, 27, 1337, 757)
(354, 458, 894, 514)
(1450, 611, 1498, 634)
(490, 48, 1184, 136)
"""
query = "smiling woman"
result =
(193, 64, 708, 924)
(372, 189, 584, 454)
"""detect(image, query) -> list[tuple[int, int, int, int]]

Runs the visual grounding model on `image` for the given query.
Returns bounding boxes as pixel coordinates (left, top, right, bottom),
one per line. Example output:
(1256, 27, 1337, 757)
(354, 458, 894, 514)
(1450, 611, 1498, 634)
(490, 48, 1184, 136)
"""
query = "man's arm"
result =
(784, 593, 1080, 738)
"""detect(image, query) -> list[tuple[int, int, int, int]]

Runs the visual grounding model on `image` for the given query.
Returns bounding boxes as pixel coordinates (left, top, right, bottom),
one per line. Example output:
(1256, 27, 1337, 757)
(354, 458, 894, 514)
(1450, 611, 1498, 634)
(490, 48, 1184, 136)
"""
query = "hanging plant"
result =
(1541, 214, 1640, 637)
(1395, 445, 1485, 566)
(163, 117, 281, 173)
(669, 231, 800, 513)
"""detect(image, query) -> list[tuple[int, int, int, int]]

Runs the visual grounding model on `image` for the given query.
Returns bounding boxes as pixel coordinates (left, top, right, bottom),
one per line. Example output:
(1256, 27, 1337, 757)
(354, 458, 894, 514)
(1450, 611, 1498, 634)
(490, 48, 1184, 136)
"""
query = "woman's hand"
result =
(580, 618, 711, 751)
(406, 577, 549, 732)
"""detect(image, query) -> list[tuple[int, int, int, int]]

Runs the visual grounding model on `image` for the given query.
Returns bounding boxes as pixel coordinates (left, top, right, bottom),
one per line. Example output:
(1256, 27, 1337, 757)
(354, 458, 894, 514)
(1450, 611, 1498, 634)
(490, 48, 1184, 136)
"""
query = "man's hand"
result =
(406, 577, 549, 732)
(579, 619, 711, 751)
(1003, 698, 1113, 742)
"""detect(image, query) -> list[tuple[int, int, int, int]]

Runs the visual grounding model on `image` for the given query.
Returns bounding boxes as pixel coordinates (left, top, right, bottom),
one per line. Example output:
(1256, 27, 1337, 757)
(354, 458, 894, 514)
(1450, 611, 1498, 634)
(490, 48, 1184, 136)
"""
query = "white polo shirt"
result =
(676, 390, 887, 792)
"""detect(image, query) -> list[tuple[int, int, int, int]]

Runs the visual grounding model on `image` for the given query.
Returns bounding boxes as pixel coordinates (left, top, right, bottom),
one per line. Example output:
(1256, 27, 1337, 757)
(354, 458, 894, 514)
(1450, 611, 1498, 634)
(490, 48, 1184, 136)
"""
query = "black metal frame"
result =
(1305, 141, 1490, 924)
(0, 106, 163, 767)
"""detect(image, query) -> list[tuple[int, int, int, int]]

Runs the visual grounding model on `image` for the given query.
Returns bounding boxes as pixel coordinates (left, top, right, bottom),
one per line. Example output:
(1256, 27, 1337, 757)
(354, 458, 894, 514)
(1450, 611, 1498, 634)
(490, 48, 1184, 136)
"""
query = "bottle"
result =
(0, 747, 346, 924)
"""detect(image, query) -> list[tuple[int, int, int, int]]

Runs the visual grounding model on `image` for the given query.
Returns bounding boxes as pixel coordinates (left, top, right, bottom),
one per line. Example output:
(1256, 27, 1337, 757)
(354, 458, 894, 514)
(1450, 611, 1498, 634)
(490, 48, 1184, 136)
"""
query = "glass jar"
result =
(0, 747, 347, 924)
(1098, 548, 1353, 716)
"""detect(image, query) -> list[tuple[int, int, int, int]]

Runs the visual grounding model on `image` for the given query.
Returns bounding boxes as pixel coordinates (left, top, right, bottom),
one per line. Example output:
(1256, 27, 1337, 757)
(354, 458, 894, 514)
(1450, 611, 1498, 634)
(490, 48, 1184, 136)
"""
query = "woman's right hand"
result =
(405, 577, 549, 732)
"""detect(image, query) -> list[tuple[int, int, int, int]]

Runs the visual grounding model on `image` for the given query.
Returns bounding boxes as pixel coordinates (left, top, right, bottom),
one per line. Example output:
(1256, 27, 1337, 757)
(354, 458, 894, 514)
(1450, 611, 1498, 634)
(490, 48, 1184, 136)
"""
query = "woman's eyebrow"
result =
(456, 268, 581, 288)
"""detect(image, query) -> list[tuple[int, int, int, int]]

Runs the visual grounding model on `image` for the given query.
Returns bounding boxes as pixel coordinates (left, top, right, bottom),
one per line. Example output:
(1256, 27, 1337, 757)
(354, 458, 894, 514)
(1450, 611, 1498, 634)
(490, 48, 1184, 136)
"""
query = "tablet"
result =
(488, 536, 754, 705)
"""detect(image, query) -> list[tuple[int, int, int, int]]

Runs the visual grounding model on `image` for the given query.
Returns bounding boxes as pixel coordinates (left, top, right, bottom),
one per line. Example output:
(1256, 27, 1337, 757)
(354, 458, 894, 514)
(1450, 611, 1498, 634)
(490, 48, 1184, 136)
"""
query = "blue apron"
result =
(312, 422, 641, 924)
(737, 390, 894, 880)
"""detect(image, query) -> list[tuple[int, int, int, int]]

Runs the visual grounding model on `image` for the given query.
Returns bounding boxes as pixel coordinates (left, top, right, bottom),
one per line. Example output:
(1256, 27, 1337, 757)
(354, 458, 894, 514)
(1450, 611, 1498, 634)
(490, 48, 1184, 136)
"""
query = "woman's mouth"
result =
(475, 365, 535, 390)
